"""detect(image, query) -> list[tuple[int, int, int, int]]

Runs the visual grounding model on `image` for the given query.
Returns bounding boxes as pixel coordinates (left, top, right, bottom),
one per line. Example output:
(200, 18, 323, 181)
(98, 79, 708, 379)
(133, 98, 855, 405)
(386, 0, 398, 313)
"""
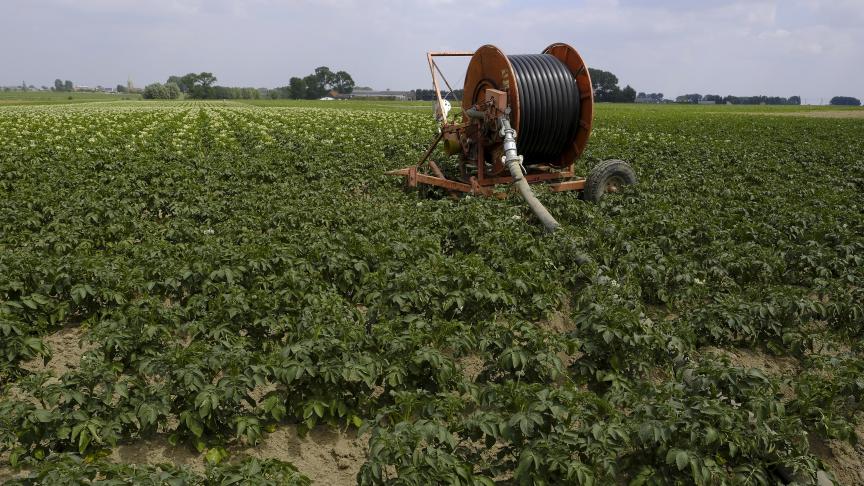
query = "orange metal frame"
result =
(389, 50, 587, 196)
(426, 51, 473, 125)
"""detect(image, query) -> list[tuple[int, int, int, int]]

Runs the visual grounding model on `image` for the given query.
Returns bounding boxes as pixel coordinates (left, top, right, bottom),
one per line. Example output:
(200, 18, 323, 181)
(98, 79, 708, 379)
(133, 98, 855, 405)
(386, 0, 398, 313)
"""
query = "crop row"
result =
(1, 101, 862, 484)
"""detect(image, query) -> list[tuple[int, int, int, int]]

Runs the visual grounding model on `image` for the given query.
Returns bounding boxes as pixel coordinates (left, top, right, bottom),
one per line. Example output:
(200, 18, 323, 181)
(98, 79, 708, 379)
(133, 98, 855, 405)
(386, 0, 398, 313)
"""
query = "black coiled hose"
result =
(507, 54, 580, 162)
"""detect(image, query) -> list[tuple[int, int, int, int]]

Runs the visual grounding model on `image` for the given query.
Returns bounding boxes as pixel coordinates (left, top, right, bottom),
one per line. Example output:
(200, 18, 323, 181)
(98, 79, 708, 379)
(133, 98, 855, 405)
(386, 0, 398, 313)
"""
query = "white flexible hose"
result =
(499, 118, 560, 233)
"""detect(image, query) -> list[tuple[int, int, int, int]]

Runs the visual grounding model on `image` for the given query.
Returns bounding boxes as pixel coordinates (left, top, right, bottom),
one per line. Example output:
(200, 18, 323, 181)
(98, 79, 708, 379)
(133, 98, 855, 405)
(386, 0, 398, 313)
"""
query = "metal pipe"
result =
(499, 117, 560, 233)
(465, 108, 486, 119)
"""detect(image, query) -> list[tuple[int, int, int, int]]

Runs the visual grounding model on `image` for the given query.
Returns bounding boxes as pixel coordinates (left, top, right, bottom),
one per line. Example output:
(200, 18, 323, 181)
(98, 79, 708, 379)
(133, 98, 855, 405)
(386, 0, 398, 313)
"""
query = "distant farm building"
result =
(338, 89, 414, 101)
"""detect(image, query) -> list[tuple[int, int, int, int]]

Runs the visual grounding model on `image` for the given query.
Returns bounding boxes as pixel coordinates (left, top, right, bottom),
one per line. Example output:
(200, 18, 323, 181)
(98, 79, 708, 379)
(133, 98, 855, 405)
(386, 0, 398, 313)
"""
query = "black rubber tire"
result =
(583, 159, 637, 203)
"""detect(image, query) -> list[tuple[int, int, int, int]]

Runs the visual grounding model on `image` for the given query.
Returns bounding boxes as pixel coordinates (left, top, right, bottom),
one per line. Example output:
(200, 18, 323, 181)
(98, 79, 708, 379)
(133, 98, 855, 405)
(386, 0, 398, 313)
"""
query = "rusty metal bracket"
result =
(427, 52, 473, 126)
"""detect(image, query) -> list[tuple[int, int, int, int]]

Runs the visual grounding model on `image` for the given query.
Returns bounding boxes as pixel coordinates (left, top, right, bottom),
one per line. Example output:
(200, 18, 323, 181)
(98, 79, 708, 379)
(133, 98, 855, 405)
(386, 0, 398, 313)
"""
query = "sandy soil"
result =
(106, 425, 367, 484)
(810, 419, 864, 486)
(702, 346, 864, 485)
(0, 451, 22, 483)
(457, 354, 485, 383)
(542, 296, 574, 333)
(0, 425, 368, 484)
(19, 325, 94, 376)
(238, 425, 368, 484)
(108, 436, 206, 474)
(703, 346, 799, 376)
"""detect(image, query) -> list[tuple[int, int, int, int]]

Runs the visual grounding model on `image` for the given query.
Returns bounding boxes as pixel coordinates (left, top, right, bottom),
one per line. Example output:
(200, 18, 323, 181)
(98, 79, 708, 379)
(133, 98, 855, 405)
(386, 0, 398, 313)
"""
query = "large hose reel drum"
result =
(462, 43, 594, 168)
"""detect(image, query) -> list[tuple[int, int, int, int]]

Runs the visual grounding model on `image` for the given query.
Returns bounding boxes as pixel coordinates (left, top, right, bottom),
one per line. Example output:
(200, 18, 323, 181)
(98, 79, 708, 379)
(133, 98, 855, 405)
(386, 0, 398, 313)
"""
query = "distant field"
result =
(241, 98, 864, 117)
(239, 99, 436, 112)
(5, 93, 857, 116)
(585, 102, 864, 117)
(0, 91, 142, 106)
(0, 100, 862, 484)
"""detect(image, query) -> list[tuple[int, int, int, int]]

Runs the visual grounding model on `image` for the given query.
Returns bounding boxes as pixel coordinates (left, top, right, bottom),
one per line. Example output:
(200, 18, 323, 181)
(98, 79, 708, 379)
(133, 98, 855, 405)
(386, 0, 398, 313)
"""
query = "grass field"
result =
(0, 91, 142, 106)
(0, 100, 862, 485)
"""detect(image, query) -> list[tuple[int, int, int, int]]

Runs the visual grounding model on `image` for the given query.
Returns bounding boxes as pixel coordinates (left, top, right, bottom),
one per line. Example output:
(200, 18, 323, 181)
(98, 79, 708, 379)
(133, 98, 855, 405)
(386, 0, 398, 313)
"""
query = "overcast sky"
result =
(3, 0, 862, 103)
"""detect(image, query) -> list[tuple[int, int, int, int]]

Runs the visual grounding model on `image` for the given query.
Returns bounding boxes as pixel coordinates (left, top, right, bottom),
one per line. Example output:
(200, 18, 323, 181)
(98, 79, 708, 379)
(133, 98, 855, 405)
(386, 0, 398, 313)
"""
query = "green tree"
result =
(303, 75, 324, 99)
(830, 96, 861, 106)
(676, 93, 703, 104)
(188, 72, 217, 99)
(167, 74, 196, 93)
(198, 72, 217, 88)
(143, 83, 180, 100)
(164, 82, 181, 99)
(143, 83, 165, 99)
(587, 69, 639, 103)
(620, 85, 636, 103)
(302, 67, 339, 99)
(54, 79, 64, 91)
(116, 84, 127, 93)
(588, 68, 619, 102)
(64, 80, 73, 91)
(167, 73, 216, 96)
(289, 77, 307, 99)
(333, 71, 355, 94)
(276, 66, 355, 99)
(314, 66, 334, 87)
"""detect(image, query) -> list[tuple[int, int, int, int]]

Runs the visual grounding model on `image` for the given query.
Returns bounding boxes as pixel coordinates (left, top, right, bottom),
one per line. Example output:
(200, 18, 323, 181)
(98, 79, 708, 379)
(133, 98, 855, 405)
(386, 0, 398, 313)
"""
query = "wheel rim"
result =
(605, 175, 624, 194)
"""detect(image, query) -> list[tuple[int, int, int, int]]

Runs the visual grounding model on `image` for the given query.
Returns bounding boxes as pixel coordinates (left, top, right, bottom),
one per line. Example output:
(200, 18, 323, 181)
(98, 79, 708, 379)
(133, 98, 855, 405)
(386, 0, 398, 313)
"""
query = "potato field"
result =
(1, 101, 863, 485)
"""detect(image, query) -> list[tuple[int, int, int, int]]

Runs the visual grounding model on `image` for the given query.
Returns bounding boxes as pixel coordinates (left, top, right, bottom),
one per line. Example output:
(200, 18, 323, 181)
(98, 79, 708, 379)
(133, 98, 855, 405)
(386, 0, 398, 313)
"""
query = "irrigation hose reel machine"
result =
(388, 43, 637, 232)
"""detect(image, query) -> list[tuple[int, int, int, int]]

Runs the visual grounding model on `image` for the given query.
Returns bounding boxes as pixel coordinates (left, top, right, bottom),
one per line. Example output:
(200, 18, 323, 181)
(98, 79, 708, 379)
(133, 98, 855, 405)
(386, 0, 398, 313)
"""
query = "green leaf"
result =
(705, 427, 718, 444)
(78, 429, 91, 453)
(675, 450, 688, 471)
(205, 447, 223, 465)
(186, 415, 204, 437)
(312, 402, 325, 418)
(516, 449, 537, 478)
(30, 293, 50, 305)
(33, 409, 54, 423)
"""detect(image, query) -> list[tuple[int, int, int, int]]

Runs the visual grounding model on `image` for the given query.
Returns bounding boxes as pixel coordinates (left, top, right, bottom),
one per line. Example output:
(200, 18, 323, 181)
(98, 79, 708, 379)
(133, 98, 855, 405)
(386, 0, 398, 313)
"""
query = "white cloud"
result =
(51, 0, 206, 15)
(2, 0, 861, 102)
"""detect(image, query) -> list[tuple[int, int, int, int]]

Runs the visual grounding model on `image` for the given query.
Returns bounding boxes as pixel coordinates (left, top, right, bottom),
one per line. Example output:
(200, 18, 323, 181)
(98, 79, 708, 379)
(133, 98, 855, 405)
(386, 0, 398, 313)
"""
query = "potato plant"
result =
(1, 101, 862, 484)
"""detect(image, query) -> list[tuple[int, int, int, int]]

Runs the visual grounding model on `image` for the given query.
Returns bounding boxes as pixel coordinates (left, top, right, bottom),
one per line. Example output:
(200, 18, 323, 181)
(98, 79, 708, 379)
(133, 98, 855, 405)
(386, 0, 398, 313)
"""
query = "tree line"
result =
(269, 67, 355, 99)
(636, 92, 665, 103)
(143, 72, 261, 100)
(589, 68, 637, 102)
(52, 79, 75, 91)
(111, 67, 864, 106)
(142, 67, 356, 100)
(674, 94, 801, 105)
(830, 96, 861, 106)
